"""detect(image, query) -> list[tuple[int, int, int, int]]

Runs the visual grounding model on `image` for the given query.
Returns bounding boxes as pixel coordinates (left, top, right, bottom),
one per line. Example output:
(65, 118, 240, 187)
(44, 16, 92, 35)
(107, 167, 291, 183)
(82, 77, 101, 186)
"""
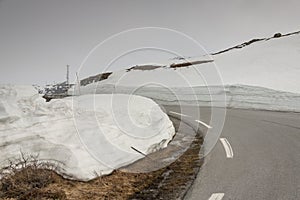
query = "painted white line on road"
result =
(208, 193, 224, 200)
(195, 120, 212, 129)
(169, 111, 213, 129)
(169, 111, 191, 118)
(220, 138, 234, 158)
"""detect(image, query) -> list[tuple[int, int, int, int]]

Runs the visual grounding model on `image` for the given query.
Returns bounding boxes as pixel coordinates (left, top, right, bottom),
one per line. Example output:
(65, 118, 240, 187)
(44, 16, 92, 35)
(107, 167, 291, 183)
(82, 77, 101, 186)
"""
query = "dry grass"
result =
(0, 135, 203, 200)
(0, 153, 66, 200)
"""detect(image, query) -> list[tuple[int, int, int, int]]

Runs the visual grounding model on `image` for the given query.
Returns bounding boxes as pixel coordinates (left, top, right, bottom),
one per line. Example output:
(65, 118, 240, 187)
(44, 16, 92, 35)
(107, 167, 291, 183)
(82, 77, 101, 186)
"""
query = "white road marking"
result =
(195, 119, 212, 129)
(169, 111, 212, 129)
(169, 111, 191, 118)
(208, 193, 225, 200)
(220, 138, 234, 158)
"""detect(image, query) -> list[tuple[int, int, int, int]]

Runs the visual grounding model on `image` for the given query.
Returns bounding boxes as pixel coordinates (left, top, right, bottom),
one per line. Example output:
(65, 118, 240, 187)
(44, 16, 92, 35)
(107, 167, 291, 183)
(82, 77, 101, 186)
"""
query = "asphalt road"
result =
(162, 105, 300, 200)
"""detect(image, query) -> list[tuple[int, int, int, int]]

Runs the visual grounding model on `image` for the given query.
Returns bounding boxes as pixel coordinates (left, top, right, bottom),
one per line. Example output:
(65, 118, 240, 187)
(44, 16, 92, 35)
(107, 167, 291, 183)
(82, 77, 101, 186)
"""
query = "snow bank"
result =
(130, 85, 300, 112)
(0, 85, 175, 181)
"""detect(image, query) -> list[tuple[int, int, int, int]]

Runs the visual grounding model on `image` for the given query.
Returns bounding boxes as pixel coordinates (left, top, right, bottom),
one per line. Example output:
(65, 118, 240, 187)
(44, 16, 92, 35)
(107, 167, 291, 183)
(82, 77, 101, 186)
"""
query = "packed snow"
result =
(0, 85, 175, 181)
(70, 33, 300, 112)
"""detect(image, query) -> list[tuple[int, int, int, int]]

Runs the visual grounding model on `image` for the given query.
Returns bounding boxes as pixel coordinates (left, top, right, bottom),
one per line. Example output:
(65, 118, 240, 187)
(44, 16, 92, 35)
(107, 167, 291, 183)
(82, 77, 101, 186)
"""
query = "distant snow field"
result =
(70, 32, 300, 112)
(0, 85, 175, 181)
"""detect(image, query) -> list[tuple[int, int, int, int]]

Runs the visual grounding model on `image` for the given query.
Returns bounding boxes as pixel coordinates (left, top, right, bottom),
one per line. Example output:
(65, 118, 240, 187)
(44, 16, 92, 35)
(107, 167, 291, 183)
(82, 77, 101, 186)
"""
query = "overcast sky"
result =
(0, 0, 299, 85)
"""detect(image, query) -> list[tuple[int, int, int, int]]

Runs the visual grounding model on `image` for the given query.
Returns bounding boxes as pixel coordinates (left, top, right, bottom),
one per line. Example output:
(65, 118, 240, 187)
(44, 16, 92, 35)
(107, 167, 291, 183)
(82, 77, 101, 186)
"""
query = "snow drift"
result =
(0, 85, 175, 181)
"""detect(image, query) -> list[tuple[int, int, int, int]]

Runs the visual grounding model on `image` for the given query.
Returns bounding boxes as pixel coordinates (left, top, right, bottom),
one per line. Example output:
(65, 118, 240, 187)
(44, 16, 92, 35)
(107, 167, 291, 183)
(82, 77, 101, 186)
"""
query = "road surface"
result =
(163, 106, 300, 200)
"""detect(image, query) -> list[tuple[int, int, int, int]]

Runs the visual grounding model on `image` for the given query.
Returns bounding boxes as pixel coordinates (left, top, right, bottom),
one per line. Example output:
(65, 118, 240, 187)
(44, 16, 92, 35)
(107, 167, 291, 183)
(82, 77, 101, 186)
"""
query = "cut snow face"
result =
(0, 85, 175, 181)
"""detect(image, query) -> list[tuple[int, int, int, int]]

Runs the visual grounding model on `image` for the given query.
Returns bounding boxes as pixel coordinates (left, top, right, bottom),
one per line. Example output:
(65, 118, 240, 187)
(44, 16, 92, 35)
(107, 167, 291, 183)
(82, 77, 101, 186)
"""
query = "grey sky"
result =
(0, 0, 299, 85)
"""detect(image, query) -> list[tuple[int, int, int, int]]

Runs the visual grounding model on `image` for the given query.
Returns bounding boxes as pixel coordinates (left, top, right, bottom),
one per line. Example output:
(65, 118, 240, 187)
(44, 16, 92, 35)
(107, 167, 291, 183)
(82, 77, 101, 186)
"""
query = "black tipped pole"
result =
(131, 146, 154, 161)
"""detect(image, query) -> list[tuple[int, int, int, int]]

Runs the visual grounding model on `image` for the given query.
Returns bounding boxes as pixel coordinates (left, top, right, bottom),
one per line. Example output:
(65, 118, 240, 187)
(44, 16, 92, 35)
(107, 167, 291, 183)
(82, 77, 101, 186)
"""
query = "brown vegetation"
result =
(0, 153, 66, 200)
(0, 127, 203, 200)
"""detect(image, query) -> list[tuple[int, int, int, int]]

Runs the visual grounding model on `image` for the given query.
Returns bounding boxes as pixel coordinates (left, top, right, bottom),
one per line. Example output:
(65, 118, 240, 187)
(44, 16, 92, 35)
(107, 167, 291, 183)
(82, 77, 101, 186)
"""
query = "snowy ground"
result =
(0, 85, 175, 181)
(69, 33, 300, 112)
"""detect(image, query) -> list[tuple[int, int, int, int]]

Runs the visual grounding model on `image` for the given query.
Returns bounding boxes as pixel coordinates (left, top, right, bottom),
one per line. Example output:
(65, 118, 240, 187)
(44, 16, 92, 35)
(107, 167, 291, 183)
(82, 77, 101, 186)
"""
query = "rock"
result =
(274, 33, 282, 38)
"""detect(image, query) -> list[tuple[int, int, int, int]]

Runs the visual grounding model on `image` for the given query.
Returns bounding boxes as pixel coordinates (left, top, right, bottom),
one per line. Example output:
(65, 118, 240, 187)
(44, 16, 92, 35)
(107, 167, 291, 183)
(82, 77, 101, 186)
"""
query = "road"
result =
(163, 105, 300, 200)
